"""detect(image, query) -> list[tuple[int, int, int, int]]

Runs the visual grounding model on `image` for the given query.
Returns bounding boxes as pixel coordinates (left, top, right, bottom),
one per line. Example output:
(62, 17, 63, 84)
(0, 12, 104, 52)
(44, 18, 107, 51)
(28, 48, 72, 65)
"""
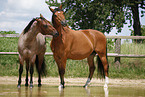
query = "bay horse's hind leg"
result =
(17, 55, 24, 88)
(97, 53, 109, 88)
(84, 52, 96, 88)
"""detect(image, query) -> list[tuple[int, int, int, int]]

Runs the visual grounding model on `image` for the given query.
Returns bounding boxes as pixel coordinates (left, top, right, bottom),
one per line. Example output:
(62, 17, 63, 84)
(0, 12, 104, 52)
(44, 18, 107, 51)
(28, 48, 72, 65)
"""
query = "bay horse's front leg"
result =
(84, 53, 96, 88)
(17, 55, 24, 88)
(55, 56, 67, 90)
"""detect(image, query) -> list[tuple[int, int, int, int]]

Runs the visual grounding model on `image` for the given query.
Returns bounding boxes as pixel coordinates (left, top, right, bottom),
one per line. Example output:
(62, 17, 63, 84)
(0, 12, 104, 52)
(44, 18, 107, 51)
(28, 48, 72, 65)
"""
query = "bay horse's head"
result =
(35, 14, 59, 37)
(49, 5, 67, 27)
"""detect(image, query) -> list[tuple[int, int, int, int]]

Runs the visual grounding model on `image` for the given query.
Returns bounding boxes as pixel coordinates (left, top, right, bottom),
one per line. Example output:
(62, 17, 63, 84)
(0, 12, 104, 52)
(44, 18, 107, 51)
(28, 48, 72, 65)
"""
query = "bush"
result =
(0, 31, 17, 34)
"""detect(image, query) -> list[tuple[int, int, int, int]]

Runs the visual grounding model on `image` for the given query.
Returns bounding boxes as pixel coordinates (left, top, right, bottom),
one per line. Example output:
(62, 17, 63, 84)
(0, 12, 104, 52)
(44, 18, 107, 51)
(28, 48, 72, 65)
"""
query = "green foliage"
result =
(107, 39, 115, 52)
(141, 25, 145, 36)
(0, 31, 17, 34)
(130, 25, 145, 43)
(46, 0, 125, 33)
(46, 0, 61, 7)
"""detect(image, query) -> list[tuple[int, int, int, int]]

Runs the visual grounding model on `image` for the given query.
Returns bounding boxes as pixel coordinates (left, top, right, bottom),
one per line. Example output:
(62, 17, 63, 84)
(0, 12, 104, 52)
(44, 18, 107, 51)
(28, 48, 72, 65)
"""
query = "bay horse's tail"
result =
(97, 46, 109, 79)
(35, 55, 47, 76)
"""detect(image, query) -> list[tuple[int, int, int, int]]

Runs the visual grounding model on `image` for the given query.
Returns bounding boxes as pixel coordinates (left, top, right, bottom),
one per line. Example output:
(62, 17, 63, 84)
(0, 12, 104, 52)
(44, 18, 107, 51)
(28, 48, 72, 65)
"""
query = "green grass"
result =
(0, 37, 144, 79)
(121, 42, 145, 54)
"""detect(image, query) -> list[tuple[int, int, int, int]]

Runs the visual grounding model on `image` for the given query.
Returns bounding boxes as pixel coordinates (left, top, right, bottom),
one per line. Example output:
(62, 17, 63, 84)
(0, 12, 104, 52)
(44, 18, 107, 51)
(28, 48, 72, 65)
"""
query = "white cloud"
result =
(0, 0, 53, 33)
(7, 0, 46, 12)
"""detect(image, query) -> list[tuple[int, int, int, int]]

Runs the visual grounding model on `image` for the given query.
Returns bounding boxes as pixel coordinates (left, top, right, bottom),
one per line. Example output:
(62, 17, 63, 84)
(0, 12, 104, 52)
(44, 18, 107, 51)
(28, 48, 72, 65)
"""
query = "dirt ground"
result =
(0, 76, 144, 88)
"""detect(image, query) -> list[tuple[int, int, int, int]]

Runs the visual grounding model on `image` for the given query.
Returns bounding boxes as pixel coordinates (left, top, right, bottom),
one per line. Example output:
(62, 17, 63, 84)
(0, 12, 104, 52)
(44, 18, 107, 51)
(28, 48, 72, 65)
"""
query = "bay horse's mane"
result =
(24, 18, 36, 34)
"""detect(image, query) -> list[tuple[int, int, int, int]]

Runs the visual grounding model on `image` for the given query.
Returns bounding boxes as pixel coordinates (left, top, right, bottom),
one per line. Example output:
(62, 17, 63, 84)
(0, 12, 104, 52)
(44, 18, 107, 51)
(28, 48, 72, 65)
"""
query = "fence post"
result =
(114, 38, 121, 67)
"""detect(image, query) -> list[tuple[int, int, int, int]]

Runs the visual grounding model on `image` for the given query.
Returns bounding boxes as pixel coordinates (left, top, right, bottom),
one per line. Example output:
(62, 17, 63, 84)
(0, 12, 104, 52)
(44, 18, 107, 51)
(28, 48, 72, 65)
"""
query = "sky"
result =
(0, 0, 145, 36)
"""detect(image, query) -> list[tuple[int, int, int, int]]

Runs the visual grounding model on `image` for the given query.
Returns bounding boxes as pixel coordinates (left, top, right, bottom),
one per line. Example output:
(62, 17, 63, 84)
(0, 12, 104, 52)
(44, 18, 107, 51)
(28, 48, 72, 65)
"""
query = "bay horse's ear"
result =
(59, 5, 62, 9)
(35, 18, 39, 22)
(49, 7, 54, 13)
(40, 14, 44, 18)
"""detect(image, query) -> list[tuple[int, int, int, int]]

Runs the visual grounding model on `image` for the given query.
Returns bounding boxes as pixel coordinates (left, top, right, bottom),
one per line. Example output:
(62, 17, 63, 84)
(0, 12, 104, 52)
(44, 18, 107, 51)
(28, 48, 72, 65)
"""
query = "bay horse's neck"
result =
(53, 24, 70, 40)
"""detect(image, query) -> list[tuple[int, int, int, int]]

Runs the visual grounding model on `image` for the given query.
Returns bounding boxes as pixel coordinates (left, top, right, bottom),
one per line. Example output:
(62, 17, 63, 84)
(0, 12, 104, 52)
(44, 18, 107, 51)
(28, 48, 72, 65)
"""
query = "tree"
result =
(46, 0, 145, 37)
(129, 0, 144, 36)
(131, 25, 145, 43)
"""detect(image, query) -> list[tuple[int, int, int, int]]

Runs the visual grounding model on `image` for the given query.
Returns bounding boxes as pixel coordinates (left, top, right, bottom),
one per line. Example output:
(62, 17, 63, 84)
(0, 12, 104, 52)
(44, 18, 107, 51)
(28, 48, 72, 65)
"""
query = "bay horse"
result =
(17, 14, 58, 88)
(49, 5, 109, 89)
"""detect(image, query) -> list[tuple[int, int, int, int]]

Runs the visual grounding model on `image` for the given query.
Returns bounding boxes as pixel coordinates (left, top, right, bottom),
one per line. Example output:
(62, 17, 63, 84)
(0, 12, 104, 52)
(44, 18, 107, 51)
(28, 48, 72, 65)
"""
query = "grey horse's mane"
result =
(23, 18, 36, 34)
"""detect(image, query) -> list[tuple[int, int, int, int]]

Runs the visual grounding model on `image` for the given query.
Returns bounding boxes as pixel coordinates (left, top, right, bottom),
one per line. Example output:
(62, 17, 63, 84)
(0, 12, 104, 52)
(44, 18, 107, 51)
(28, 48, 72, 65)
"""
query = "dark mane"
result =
(24, 18, 36, 34)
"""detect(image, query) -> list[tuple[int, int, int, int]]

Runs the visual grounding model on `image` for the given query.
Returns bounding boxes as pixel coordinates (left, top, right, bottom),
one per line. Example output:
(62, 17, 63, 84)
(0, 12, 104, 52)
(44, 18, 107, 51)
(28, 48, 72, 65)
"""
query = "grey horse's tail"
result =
(35, 55, 47, 76)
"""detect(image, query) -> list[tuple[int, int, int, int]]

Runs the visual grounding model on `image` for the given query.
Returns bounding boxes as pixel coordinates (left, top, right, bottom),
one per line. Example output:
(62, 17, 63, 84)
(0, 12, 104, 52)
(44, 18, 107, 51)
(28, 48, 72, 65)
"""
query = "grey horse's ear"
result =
(40, 14, 44, 18)
(49, 7, 54, 12)
(59, 5, 62, 9)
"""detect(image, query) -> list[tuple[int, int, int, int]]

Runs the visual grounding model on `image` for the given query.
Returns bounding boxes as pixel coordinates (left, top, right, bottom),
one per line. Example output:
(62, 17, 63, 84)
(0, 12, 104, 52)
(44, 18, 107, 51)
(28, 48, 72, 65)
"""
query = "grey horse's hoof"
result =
(17, 85, 21, 88)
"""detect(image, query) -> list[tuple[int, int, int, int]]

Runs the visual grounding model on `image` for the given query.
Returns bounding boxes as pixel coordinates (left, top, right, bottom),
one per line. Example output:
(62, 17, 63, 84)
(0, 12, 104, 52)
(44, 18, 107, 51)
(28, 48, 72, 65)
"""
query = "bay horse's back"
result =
(77, 29, 107, 54)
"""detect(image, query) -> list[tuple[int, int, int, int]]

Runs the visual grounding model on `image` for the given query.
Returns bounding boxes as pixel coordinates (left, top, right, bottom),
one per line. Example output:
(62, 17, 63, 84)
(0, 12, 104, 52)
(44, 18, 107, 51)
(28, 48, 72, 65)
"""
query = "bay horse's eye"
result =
(54, 14, 57, 17)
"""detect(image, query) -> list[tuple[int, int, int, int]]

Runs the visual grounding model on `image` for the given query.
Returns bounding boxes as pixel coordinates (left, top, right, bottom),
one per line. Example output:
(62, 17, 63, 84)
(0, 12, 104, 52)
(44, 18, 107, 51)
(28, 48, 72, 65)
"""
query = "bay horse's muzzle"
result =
(61, 20, 67, 27)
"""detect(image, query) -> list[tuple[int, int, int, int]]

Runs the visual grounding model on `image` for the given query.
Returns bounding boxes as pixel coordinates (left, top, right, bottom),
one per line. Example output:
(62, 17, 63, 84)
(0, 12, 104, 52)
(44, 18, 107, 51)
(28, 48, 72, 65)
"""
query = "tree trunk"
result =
(131, 1, 142, 43)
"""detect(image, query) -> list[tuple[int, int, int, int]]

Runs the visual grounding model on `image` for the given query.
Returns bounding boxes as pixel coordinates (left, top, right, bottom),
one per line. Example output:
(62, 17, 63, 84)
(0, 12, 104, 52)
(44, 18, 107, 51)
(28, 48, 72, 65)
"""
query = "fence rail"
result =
(0, 52, 145, 58)
(1, 34, 145, 39)
(0, 34, 145, 59)
(106, 36, 145, 39)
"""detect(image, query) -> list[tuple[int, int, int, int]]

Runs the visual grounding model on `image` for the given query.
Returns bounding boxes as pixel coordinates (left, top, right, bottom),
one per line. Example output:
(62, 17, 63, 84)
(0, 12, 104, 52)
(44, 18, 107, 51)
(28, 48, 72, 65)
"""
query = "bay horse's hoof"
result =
(83, 85, 88, 89)
(58, 84, 65, 91)
(104, 84, 108, 88)
(25, 83, 28, 87)
(38, 84, 42, 87)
